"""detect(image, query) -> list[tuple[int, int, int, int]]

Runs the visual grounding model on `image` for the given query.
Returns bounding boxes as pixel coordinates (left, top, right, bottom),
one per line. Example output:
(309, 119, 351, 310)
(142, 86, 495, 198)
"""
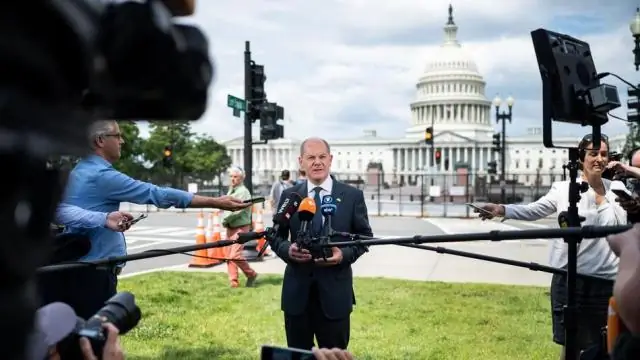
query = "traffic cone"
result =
(189, 211, 216, 268)
(254, 208, 269, 255)
(209, 210, 225, 265)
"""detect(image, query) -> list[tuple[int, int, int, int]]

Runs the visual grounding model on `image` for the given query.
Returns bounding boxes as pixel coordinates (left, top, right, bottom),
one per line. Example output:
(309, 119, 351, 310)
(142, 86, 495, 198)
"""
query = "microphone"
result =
(320, 195, 337, 236)
(253, 193, 302, 257)
(296, 197, 317, 236)
(236, 192, 302, 244)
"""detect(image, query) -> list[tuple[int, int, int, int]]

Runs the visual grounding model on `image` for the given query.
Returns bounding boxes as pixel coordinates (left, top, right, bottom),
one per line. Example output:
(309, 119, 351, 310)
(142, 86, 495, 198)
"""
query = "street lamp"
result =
(492, 94, 514, 204)
(631, 7, 640, 70)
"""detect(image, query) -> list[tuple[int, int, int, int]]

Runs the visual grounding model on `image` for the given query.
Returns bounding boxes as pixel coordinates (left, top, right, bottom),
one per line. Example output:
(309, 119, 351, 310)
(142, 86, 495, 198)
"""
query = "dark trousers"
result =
(37, 267, 118, 320)
(283, 283, 350, 350)
(550, 274, 613, 354)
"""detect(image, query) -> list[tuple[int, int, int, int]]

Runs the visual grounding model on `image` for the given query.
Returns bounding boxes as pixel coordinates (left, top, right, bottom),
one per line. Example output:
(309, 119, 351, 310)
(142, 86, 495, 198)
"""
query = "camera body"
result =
(60, 292, 141, 359)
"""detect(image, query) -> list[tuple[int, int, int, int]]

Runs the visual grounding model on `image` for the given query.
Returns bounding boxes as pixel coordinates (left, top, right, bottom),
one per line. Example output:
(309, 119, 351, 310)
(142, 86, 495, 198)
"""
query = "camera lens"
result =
(95, 291, 141, 335)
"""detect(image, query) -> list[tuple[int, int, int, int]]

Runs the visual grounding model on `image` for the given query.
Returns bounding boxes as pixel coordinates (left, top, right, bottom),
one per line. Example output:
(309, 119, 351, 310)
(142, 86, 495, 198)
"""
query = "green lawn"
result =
(118, 272, 557, 360)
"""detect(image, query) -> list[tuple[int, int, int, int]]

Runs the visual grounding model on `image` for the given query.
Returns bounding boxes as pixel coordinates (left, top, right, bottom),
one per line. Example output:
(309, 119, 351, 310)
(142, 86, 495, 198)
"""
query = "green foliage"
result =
(114, 121, 147, 180)
(143, 122, 195, 174)
(622, 122, 640, 160)
(184, 134, 232, 178)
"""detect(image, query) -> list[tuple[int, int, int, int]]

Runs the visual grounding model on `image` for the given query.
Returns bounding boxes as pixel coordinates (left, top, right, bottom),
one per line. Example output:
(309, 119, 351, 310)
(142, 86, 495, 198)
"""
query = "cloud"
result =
(137, 0, 638, 145)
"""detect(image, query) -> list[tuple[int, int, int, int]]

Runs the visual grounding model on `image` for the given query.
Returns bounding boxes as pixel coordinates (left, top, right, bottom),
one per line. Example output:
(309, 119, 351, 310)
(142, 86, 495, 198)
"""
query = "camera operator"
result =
(28, 302, 124, 360)
(606, 224, 640, 359)
(476, 134, 627, 359)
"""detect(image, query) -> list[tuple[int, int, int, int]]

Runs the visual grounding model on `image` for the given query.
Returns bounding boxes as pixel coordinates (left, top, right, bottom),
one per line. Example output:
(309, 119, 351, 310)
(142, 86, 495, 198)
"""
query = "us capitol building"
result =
(223, 7, 625, 188)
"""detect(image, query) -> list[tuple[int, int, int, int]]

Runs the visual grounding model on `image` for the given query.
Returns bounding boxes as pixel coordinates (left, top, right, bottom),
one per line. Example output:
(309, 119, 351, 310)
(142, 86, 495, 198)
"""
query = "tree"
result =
(622, 122, 640, 160)
(114, 121, 147, 179)
(185, 134, 232, 179)
(142, 121, 195, 186)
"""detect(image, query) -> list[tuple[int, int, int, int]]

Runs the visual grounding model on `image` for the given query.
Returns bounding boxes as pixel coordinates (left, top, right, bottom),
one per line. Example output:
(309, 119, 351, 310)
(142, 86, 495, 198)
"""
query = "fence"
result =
(251, 171, 562, 218)
(131, 170, 564, 218)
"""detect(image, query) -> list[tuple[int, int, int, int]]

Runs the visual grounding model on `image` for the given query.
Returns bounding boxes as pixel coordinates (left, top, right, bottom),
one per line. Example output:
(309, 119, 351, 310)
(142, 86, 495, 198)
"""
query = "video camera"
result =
(531, 28, 623, 359)
(58, 292, 141, 359)
(0, 1, 211, 358)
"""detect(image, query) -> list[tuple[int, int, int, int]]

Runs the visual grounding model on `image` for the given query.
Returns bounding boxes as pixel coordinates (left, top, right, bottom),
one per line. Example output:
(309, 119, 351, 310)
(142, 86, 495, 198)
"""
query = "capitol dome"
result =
(406, 5, 493, 141)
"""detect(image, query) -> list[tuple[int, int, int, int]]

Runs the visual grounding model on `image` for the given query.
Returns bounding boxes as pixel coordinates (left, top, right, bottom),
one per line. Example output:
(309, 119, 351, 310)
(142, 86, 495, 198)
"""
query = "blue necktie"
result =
(312, 186, 323, 235)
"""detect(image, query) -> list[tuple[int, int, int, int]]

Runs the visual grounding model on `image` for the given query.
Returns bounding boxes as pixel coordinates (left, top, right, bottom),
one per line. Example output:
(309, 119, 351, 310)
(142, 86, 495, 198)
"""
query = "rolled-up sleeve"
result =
(55, 203, 107, 228)
(98, 168, 194, 208)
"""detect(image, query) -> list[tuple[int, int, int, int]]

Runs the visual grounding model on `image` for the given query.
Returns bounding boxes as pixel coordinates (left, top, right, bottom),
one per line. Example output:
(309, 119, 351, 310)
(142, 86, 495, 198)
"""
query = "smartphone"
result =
(465, 203, 493, 216)
(122, 213, 147, 226)
(612, 189, 633, 201)
(244, 197, 266, 204)
(260, 345, 315, 360)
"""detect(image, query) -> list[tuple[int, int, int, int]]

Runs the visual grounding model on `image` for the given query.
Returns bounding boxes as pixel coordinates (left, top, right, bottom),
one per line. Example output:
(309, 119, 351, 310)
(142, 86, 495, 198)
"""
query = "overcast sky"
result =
(137, 0, 638, 143)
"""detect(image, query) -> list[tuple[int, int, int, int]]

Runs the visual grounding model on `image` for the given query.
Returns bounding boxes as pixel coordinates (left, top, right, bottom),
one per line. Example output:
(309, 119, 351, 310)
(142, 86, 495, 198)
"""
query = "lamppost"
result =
(492, 95, 514, 204)
(631, 8, 640, 70)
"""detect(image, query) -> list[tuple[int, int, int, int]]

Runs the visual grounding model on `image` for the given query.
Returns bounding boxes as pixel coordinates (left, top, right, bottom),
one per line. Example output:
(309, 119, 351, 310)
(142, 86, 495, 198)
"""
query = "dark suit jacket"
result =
(270, 176, 373, 319)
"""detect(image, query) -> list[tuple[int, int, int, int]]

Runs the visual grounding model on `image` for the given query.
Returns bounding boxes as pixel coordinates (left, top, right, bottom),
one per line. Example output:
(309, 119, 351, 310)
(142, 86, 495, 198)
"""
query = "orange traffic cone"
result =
(189, 211, 216, 268)
(254, 208, 270, 255)
(209, 210, 225, 265)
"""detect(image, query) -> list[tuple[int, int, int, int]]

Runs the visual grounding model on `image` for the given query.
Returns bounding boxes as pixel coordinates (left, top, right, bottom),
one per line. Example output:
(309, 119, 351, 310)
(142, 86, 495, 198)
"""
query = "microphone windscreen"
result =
(297, 197, 317, 221)
(273, 193, 302, 226)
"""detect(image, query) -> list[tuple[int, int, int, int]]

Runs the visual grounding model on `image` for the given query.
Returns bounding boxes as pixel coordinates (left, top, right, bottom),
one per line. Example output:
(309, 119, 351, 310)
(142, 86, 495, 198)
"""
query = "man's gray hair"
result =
(229, 166, 245, 177)
(88, 120, 117, 148)
(300, 137, 331, 156)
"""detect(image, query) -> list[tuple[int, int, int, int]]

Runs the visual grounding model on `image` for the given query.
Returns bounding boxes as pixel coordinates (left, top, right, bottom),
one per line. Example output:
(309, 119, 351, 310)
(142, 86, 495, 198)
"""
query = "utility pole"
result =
(243, 41, 253, 193)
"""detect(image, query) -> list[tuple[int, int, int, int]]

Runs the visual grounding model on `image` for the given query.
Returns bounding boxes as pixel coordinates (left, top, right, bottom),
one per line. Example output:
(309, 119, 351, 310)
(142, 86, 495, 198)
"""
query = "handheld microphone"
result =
(320, 195, 337, 236)
(237, 193, 302, 246)
(254, 193, 302, 257)
(297, 197, 317, 235)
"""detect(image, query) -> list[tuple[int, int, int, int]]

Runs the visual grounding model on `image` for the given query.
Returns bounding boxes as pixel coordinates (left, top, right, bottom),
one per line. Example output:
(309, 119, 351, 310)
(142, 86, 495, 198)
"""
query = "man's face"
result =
(98, 122, 124, 162)
(298, 140, 332, 183)
(229, 172, 243, 187)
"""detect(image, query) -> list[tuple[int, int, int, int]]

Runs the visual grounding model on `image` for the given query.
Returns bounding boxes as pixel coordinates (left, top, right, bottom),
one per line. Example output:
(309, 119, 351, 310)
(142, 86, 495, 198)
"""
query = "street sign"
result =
(227, 94, 246, 112)
(232, 108, 241, 118)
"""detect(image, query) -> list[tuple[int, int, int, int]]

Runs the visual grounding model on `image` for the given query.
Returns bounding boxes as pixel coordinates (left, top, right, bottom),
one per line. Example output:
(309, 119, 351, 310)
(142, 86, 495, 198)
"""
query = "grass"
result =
(118, 272, 557, 360)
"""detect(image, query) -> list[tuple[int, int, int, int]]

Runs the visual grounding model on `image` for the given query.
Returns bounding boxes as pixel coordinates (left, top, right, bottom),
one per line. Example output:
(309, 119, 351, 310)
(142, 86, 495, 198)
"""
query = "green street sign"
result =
(227, 94, 246, 112)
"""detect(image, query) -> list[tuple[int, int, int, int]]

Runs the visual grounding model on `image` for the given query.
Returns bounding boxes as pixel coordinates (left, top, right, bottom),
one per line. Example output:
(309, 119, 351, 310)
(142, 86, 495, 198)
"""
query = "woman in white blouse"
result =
(477, 134, 629, 360)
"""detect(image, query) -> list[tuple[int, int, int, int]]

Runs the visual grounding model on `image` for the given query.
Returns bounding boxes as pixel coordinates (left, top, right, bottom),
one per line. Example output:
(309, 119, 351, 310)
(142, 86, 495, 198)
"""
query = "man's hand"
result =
(607, 160, 629, 176)
(615, 197, 640, 214)
(474, 203, 504, 220)
(105, 212, 134, 232)
(79, 323, 124, 360)
(288, 243, 312, 262)
(214, 195, 251, 211)
(312, 347, 354, 360)
(314, 247, 343, 266)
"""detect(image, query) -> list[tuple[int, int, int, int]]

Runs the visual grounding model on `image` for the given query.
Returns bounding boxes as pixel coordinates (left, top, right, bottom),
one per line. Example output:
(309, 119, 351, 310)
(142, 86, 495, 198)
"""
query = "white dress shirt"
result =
(306, 176, 333, 225)
(504, 178, 628, 280)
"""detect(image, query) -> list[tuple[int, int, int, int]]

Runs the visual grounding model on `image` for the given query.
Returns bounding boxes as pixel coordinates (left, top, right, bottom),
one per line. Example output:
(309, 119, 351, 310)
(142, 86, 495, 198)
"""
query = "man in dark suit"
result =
(269, 137, 373, 350)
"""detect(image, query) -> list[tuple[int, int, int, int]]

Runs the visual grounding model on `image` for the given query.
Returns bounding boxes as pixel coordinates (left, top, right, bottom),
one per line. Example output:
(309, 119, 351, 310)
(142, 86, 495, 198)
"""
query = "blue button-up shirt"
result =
(55, 203, 107, 229)
(63, 155, 194, 262)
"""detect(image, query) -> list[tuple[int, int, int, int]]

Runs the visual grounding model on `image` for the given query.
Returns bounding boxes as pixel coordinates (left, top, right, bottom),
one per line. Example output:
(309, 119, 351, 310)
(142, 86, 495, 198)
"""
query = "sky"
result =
(136, 0, 639, 143)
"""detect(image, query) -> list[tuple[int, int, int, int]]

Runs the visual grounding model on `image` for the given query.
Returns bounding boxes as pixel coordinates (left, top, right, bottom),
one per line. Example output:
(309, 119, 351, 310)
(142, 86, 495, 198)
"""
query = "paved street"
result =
(119, 211, 561, 286)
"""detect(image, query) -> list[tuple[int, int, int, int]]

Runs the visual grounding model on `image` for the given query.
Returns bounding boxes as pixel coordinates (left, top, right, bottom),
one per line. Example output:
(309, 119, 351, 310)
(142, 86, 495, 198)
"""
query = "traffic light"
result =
(492, 133, 501, 152)
(628, 86, 640, 123)
(162, 145, 173, 167)
(487, 161, 497, 175)
(434, 148, 442, 165)
(259, 102, 285, 141)
(425, 127, 434, 145)
(248, 62, 267, 121)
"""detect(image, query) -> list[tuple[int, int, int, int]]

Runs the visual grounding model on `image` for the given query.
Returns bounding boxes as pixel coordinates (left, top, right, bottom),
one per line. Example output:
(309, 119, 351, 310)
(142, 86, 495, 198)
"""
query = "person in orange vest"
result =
(222, 166, 258, 288)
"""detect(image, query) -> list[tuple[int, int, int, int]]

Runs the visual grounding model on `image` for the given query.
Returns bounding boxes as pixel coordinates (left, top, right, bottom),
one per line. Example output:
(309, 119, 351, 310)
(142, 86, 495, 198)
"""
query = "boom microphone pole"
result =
(37, 238, 243, 273)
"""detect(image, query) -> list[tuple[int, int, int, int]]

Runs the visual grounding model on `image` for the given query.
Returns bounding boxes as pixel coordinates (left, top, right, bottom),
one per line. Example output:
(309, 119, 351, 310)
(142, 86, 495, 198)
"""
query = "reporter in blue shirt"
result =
(61, 120, 250, 319)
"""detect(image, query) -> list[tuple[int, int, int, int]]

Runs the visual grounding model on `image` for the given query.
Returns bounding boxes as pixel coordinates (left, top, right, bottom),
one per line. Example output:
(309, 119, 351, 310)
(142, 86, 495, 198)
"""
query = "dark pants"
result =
(283, 283, 350, 350)
(37, 266, 118, 320)
(550, 274, 613, 353)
